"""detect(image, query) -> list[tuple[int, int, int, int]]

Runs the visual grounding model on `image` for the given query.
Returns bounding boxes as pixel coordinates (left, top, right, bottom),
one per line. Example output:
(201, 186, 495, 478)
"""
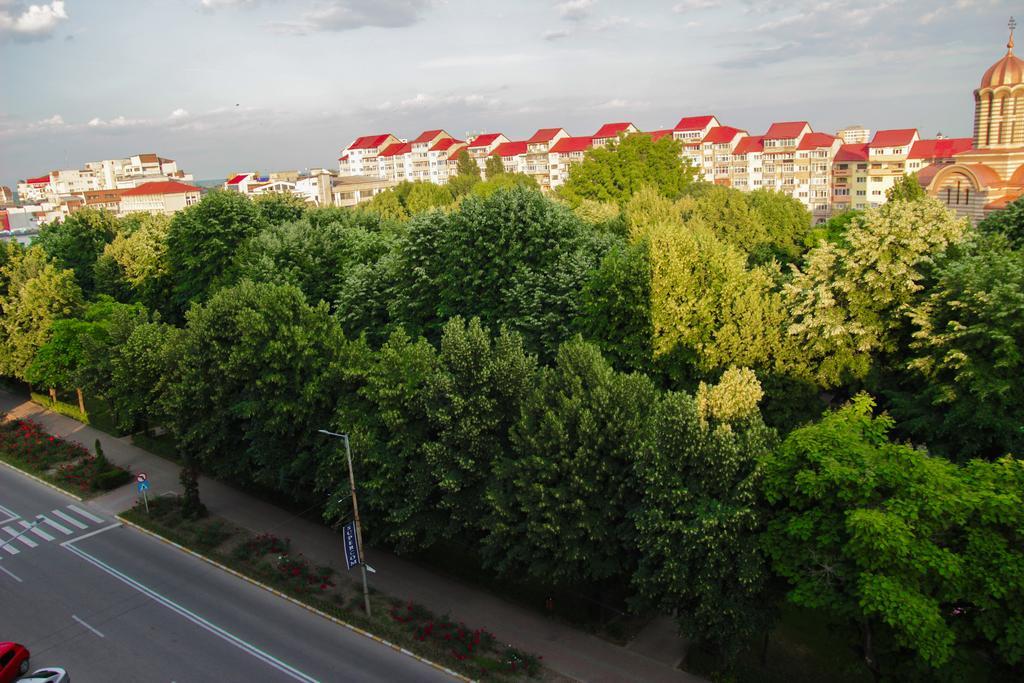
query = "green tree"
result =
(234, 212, 396, 311)
(784, 198, 968, 388)
(632, 368, 776, 665)
(886, 173, 927, 202)
(558, 133, 696, 206)
(456, 149, 480, 179)
(108, 321, 184, 433)
(388, 186, 614, 357)
(405, 182, 454, 214)
(364, 189, 409, 222)
(163, 280, 343, 498)
(762, 395, 1024, 681)
(893, 234, 1024, 460)
(746, 188, 813, 263)
(34, 208, 118, 293)
(576, 240, 654, 374)
(484, 154, 505, 179)
(253, 191, 308, 225)
(483, 337, 656, 584)
(469, 173, 539, 199)
(977, 194, 1024, 249)
(96, 213, 172, 309)
(0, 247, 83, 380)
(677, 184, 773, 263)
(165, 190, 264, 316)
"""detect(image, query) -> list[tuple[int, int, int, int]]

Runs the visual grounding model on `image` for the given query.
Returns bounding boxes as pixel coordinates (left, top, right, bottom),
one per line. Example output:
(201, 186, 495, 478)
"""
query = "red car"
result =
(0, 643, 29, 683)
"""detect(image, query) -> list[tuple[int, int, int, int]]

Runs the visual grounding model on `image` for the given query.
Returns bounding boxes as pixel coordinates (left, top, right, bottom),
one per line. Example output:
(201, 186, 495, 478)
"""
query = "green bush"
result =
(93, 468, 132, 490)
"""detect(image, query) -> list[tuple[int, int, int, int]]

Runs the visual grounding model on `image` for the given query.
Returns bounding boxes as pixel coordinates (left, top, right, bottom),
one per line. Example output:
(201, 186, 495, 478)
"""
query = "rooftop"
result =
(526, 128, 566, 144)
(492, 141, 528, 157)
(468, 133, 504, 148)
(870, 128, 919, 148)
(348, 134, 394, 151)
(121, 181, 201, 197)
(674, 115, 716, 131)
(764, 121, 810, 140)
(908, 137, 973, 159)
(593, 122, 634, 139)
(550, 136, 594, 154)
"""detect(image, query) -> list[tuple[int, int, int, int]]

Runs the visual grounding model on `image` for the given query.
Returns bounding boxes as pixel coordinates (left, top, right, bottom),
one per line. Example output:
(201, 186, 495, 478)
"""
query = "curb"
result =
(117, 515, 473, 683)
(0, 459, 84, 502)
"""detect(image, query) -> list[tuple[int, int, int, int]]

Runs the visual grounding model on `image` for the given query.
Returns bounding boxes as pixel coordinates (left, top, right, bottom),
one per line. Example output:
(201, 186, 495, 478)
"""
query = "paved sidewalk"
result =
(1, 391, 702, 683)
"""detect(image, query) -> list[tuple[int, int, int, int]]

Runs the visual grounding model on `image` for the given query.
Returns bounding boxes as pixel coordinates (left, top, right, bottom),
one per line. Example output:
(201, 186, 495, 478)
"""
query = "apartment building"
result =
(119, 181, 201, 216)
(866, 129, 920, 207)
(332, 175, 397, 207)
(339, 135, 400, 177)
(466, 133, 509, 176)
(16, 153, 192, 203)
(837, 126, 871, 144)
(491, 141, 528, 174)
(795, 132, 842, 221)
(524, 128, 569, 190)
(832, 144, 870, 212)
(549, 137, 594, 186)
(592, 122, 638, 147)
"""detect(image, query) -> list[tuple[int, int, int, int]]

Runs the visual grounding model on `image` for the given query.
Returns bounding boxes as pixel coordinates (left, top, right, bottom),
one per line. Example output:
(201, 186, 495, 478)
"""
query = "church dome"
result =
(981, 25, 1024, 88)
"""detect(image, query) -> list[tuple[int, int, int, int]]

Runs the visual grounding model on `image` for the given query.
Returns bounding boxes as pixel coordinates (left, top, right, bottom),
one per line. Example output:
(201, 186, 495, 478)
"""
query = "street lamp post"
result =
(318, 429, 371, 618)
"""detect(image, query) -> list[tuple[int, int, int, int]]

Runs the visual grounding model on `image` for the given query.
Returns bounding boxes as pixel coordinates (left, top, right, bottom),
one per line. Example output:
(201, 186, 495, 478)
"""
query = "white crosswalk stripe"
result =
(40, 516, 72, 536)
(68, 505, 104, 524)
(52, 509, 88, 530)
(20, 520, 54, 542)
(2, 526, 38, 548)
(1, 543, 19, 555)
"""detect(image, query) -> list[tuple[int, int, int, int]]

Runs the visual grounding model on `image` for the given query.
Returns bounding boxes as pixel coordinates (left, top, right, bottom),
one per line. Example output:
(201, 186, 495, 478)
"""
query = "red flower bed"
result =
(0, 418, 90, 470)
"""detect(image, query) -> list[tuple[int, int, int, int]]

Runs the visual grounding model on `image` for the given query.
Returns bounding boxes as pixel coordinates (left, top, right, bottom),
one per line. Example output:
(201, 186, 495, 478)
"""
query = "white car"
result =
(18, 669, 69, 683)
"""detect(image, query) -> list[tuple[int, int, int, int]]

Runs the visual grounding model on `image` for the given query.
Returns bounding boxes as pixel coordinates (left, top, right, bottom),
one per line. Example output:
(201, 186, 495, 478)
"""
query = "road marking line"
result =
(0, 502, 19, 525)
(2, 543, 19, 555)
(3, 526, 37, 548)
(72, 614, 105, 639)
(64, 542, 319, 683)
(60, 522, 121, 546)
(40, 516, 72, 535)
(21, 521, 54, 542)
(52, 509, 88, 530)
(0, 565, 22, 582)
(68, 504, 104, 524)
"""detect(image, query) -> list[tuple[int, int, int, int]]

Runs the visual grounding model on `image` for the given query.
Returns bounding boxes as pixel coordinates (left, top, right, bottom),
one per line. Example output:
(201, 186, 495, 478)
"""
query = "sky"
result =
(0, 0, 1016, 186)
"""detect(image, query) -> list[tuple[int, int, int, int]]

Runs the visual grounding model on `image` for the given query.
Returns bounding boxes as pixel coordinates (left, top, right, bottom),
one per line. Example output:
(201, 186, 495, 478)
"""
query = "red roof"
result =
(1, 211, 9, 232)
(764, 121, 810, 139)
(870, 128, 918, 148)
(492, 141, 528, 157)
(797, 132, 838, 150)
(649, 129, 673, 142)
(378, 142, 412, 158)
(26, 175, 50, 185)
(226, 174, 249, 185)
(733, 135, 765, 155)
(122, 181, 201, 197)
(550, 136, 594, 154)
(527, 128, 565, 144)
(593, 122, 634, 139)
(674, 115, 716, 131)
(447, 144, 468, 161)
(469, 133, 503, 148)
(348, 134, 394, 150)
(908, 137, 972, 159)
(703, 126, 746, 144)
(431, 138, 464, 152)
(338, 154, 349, 162)
(835, 143, 869, 162)
(412, 129, 446, 144)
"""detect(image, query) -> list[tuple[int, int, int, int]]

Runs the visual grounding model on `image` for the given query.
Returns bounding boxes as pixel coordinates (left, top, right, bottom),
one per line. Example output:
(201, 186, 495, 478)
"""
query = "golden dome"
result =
(981, 21, 1024, 88)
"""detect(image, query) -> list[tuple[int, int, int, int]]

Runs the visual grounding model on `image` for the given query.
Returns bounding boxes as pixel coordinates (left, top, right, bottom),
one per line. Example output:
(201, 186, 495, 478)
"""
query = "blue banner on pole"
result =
(343, 521, 361, 570)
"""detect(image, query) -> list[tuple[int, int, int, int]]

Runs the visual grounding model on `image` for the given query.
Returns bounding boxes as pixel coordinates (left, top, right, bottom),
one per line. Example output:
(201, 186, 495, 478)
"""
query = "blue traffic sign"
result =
(137, 480, 150, 493)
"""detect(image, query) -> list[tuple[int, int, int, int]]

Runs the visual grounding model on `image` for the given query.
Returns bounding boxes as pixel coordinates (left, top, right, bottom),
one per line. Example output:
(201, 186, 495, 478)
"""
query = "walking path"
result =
(1, 391, 701, 683)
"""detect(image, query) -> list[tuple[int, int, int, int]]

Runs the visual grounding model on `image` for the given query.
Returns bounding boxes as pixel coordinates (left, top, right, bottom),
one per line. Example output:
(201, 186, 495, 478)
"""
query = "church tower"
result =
(926, 18, 1024, 222)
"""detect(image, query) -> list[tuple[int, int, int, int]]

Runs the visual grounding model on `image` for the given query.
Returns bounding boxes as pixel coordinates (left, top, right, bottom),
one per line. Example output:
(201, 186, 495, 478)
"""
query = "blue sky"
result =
(0, 0, 1015, 186)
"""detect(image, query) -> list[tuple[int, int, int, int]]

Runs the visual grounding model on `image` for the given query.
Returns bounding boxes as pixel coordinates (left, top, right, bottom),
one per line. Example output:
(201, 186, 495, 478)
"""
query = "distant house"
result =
(119, 181, 202, 216)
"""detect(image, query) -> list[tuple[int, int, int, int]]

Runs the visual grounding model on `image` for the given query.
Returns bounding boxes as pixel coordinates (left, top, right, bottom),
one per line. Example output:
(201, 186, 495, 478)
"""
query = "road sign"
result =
(137, 480, 150, 493)
(342, 521, 361, 570)
(136, 472, 148, 483)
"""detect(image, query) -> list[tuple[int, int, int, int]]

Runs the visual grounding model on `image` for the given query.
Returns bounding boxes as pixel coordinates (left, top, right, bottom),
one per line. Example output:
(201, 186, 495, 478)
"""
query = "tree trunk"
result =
(76, 387, 86, 416)
(49, 387, 57, 403)
(860, 618, 882, 683)
(760, 629, 770, 666)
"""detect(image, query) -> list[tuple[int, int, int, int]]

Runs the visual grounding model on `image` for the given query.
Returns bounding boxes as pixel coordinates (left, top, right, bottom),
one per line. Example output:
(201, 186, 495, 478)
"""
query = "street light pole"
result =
(319, 429, 371, 618)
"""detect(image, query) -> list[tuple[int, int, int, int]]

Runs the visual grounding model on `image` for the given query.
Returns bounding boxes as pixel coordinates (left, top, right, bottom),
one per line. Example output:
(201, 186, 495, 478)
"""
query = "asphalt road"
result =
(0, 464, 457, 683)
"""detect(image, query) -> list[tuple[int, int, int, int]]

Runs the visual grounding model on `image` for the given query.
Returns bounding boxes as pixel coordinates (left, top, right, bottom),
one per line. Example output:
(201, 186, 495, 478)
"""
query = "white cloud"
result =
(672, 0, 718, 11)
(271, 0, 435, 34)
(594, 98, 649, 110)
(420, 54, 538, 69)
(595, 15, 639, 31)
(35, 113, 64, 127)
(0, 1, 68, 41)
(374, 92, 503, 113)
(170, 108, 190, 119)
(199, 0, 256, 7)
(86, 115, 145, 128)
(557, 0, 593, 22)
(544, 28, 570, 41)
